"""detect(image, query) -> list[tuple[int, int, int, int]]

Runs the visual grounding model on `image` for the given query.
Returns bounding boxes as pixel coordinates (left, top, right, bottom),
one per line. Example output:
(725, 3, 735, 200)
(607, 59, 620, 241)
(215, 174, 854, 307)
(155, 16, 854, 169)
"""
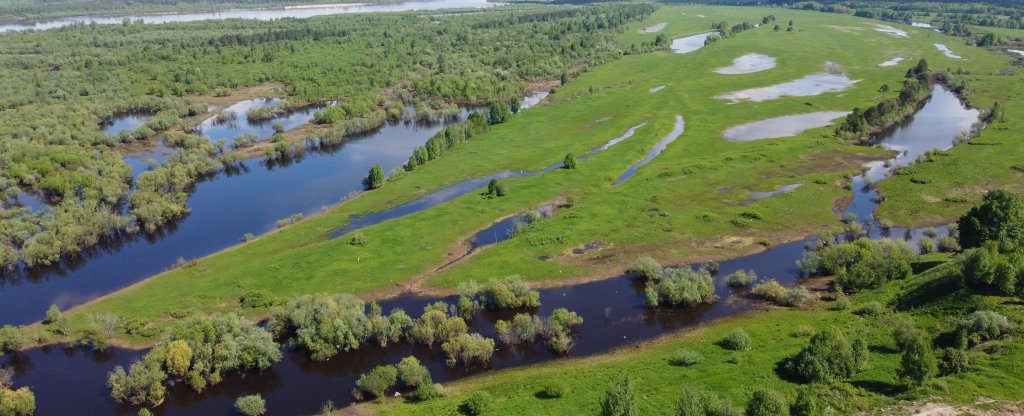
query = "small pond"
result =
(715, 71, 858, 103)
(614, 115, 684, 185)
(196, 98, 328, 143)
(102, 114, 151, 136)
(723, 111, 849, 142)
(874, 24, 908, 37)
(879, 56, 906, 67)
(639, 22, 666, 33)
(934, 44, 963, 59)
(715, 53, 777, 75)
(670, 32, 719, 54)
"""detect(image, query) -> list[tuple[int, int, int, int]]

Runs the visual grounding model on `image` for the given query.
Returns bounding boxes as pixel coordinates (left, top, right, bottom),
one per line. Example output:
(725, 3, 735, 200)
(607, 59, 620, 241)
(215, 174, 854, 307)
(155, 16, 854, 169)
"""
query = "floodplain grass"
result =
(59, 5, 1017, 344)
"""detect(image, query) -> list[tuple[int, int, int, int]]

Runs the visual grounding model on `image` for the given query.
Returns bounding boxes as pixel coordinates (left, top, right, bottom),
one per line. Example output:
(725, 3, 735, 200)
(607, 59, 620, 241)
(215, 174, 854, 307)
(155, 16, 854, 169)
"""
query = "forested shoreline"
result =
(0, 4, 657, 269)
(0, 0, 381, 22)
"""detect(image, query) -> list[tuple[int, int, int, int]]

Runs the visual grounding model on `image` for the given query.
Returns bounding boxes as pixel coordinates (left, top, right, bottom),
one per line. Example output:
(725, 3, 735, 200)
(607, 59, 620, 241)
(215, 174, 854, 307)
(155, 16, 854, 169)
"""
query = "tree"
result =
(43, 304, 62, 325)
(234, 394, 267, 416)
(791, 388, 816, 416)
(510, 97, 522, 114)
(396, 356, 431, 388)
(560, 71, 569, 86)
(898, 335, 937, 386)
(746, 389, 788, 416)
(957, 189, 1024, 248)
(785, 327, 862, 383)
(878, 84, 890, 99)
(463, 391, 492, 416)
(364, 163, 385, 189)
(600, 374, 637, 416)
(0, 326, 26, 354)
(563, 153, 577, 169)
(107, 360, 167, 406)
(164, 339, 193, 378)
(441, 333, 495, 368)
(355, 365, 397, 401)
(488, 102, 511, 125)
(0, 385, 35, 416)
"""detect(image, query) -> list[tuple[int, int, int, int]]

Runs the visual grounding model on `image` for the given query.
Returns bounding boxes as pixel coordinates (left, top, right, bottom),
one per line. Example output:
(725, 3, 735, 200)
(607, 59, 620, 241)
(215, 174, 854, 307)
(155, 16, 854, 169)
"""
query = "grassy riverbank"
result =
(52, 5, 1015, 346)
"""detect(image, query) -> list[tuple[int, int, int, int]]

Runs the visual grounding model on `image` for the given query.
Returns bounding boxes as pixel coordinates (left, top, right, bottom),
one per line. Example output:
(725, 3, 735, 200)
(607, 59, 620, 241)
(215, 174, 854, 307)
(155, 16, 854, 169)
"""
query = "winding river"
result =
(1, 84, 979, 415)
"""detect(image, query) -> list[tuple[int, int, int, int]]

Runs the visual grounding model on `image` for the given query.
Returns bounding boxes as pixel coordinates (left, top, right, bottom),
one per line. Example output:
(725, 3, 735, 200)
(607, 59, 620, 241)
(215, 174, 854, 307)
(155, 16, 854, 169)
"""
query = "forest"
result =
(0, 3, 656, 269)
(0, 0, 383, 21)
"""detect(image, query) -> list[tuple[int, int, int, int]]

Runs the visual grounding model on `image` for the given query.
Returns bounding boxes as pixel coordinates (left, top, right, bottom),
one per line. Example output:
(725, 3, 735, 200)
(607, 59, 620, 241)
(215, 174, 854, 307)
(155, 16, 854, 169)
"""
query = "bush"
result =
(751, 280, 787, 302)
(785, 327, 864, 383)
(0, 386, 35, 416)
(669, 350, 704, 366)
(853, 301, 885, 317)
(107, 360, 167, 406)
(600, 374, 636, 416)
(43, 304, 63, 325)
(938, 236, 960, 252)
(891, 317, 925, 352)
(678, 387, 736, 416)
(234, 394, 267, 416)
(721, 329, 752, 351)
(918, 237, 935, 254)
(396, 356, 431, 388)
(463, 391, 492, 416)
(726, 269, 757, 287)
(898, 335, 937, 386)
(938, 348, 973, 375)
(441, 333, 495, 368)
(829, 294, 851, 311)
(0, 325, 26, 354)
(354, 365, 397, 400)
(645, 268, 715, 308)
(628, 257, 662, 280)
(780, 287, 812, 308)
(467, 276, 540, 310)
(540, 382, 566, 399)
(563, 152, 577, 169)
(746, 389, 788, 416)
(791, 388, 816, 416)
(271, 294, 408, 360)
(956, 189, 1024, 249)
(798, 238, 915, 291)
(956, 310, 1011, 348)
(239, 290, 274, 308)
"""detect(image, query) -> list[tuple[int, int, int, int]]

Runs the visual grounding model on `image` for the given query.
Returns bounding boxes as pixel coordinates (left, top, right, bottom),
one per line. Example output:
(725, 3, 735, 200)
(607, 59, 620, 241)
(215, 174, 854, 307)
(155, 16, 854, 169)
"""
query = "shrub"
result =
(441, 333, 495, 368)
(746, 389, 788, 416)
(463, 391, 492, 416)
(891, 317, 925, 352)
(938, 348, 973, 375)
(669, 350, 704, 366)
(956, 310, 1011, 348)
(898, 335, 937, 386)
(645, 268, 715, 308)
(563, 152, 577, 169)
(785, 327, 863, 383)
(234, 394, 267, 416)
(468, 276, 540, 310)
(721, 329, 752, 351)
(107, 360, 167, 406)
(853, 302, 885, 317)
(918, 237, 935, 254)
(751, 280, 787, 302)
(678, 387, 736, 416)
(938, 236, 960, 252)
(364, 163, 385, 189)
(271, 294, 407, 360)
(600, 374, 636, 416)
(791, 388, 816, 416)
(726, 269, 757, 287)
(628, 257, 662, 280)
(396, 356, 431, 388)
(0, 385, 35, 416)
(798, 238, 915, 291)
(541, 382, 566, 399)
(956, 189, 1024, 249)
(43, 304, 62, 325)
(829, 294, 851, 311)
(354, 365, 397, 401)
(239, 290, 274, 308)
(0, 326, 26, 354)
(780, 287, 812, 308)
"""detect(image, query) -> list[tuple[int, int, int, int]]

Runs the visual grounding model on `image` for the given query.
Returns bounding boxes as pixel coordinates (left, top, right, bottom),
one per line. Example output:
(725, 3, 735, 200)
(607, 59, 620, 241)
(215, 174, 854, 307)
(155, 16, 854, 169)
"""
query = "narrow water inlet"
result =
(614, 115, 685, 185)
(670, 32, 719, 54)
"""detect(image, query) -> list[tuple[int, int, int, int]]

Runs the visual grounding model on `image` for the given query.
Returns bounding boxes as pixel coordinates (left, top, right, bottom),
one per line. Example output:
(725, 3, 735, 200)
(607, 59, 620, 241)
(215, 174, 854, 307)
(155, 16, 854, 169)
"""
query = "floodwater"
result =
(0, 0, 499, 33)
(1008, 49, 1024, 57)
(723, 111, 850, 141)
(102, 114, 151, 136)
(715, 53, 777, 75)
(639, 22, 666, 33)
(1, 84, 979, 415)
(614, 115, 684, 185)
(196, 98, 327, 143)
(874, 24, 908, 37)
(728, 183, 803, 206)
(879, 56, 906, 67)
(715, 72, 858, 103)
(650, 85, 667, 93)
(934, 44, 963, 59)
(670, 32, 718, 54)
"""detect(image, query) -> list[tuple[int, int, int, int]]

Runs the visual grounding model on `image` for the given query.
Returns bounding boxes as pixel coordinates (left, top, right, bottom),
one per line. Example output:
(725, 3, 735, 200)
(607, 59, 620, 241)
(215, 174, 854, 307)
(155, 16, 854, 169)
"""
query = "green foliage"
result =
(790, 388, 816, 416)
(364, 163, 385, 190)
(898, 335, 937, 386)
(563, 153, 577, 169)
(852, 301, 886, 317)
(669, 350, 704, 366)
(750, 280, 812, 307)
(955, 243, 1023, 295)
(107, 360, 167, 406)
(645, 267, 715, 308)
(396, 356, 431, 388)
(677, 386, 737, 416)
(628, 257, 663, 280)
(0, 385, 35, 416)
(43, 304, 62, 325)
(0, 326, 26, 354)
(721, 329, 752, 351)
(955, 310, 1011, 348)
(409, 303, 467, 346)
(600, 374, 637, 416)
(785, 327, 864, 383)
(234, 394, 267, 416)
(798, 238, 915, 292)
(270, 294, 408, 360)
(745, 389, 788, 416)
(463, 276, 540, 310)
(957, 189, 1024, 249)
(164, 339, 193, 378)
(486, 179, 508, 198)
(239, 290, 274, 309)
(355, 365, 398, 401)
(463, 391, 493, 416)
(441, 333, 495, 368)
(725, 269, 757, 287)
(938, 347, 974, 375)
(541, 382, 566, 399)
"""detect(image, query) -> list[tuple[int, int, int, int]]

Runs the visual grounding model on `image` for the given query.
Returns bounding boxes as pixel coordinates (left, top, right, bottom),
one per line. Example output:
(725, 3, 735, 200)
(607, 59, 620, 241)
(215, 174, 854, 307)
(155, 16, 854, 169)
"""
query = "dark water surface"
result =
(2, 85, 978, 415)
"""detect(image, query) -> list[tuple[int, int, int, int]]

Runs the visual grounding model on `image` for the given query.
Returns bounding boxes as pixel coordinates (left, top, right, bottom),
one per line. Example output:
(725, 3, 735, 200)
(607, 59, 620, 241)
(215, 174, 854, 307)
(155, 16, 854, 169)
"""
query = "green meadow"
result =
(61, 5, 1018, 345)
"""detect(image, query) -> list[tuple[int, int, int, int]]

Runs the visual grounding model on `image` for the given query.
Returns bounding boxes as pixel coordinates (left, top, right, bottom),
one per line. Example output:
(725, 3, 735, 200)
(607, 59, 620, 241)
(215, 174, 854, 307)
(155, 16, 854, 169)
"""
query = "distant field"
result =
(64, 4, 1016, 344)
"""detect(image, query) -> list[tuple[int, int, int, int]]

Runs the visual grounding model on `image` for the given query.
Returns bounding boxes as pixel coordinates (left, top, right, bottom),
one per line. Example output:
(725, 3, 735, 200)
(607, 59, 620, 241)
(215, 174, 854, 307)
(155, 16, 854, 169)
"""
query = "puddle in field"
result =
(640, 22, 666, 33)
(101, 114, 151, 136)
(715, 53, 777, 75)
(715, 71, 858, 103)
(729, 183, 803, 206)
(879, 56, 906, 67)
(874, 24, 908, 37)
(934, 44, 963, 59)
(614, 115, 685, 185)
(650, 85, 667, 93)
(723, 111, 850, 142)
(1008, 49, 1024, 57)
(670, 32, 719, 54)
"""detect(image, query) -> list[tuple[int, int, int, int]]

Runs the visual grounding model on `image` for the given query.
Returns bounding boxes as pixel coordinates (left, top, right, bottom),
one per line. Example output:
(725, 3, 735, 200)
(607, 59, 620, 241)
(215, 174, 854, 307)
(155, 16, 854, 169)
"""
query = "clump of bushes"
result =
(442, 333, 495, 368)
(853, 301, 886, 317)
(669, 350, 704, 366)
(458, 276, 540, 314)
(725, 269, 757, 287)
(463, 391, 493, 416)
(633, 260, 715, 308)
(494, 308, 583, 354)
(720, 329, 752, 351)
(784, 327, 867, 383)
(955, 310, 1012, 348)
(797, 238, 915, 292)
(234, 394, 266, 416)
(269, 294, 410, 360)
(627, 256, 663, 280)
(677, 386, 738, 416)
(750, 280, 814, 307)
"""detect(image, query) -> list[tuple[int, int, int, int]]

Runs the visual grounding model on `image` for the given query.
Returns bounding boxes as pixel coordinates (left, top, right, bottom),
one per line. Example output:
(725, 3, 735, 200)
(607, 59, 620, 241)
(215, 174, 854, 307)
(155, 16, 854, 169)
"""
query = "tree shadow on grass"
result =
(893, 275, 966, 311)
(868, 344, 899, 354)
(910, 260, 945, 275)
(850, 380, 907, 397)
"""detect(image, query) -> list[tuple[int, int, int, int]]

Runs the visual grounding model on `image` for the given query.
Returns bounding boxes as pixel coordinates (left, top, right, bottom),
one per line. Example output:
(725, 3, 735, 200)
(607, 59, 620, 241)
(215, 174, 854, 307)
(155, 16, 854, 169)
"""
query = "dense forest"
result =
(0, 0, 380, 21)
(0, 3, 657, 269)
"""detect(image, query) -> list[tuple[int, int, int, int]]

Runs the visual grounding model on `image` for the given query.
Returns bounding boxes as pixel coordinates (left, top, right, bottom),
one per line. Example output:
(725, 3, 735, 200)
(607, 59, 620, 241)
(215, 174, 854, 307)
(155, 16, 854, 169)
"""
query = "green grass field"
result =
(59, 5, 1021, 347)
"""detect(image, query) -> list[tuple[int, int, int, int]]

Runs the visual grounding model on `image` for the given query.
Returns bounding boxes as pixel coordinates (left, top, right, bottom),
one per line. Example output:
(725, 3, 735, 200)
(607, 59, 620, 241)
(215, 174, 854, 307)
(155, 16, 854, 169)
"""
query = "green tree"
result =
(898, 335, 937, 386)
(463, 391, 492, 416)
(107, 360, 167, 406)
(396, 356, 431, 388)
(786, 327, 862, 383)
(488, 102, 511, 124)
(791, 388, 816, 416)
(510, 97, 522, 114)
(364, 163, 385, 189)
(0, 385, 35, 416)
(355, 365, 397, 401)
(957, 189, 1024, 248)
(746, 389, 788, 416)
(234, 394, 267, 416)
(878, 83, 890, 99)
(0, 326, 26, 354)
(600, 374, 637, 416)
(43, 304, 62, 325)
(164, 339, 193, 378)
(563, 153, 577, 169)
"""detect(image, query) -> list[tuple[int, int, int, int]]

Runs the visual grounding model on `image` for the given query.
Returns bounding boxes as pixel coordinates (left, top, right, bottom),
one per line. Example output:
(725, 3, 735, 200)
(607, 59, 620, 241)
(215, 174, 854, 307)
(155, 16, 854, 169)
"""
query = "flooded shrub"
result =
(466, 276, 540, 310)
(600, 374, 636, 416)
(746, 389, 789, 416)
(234, 394, 266, 416)
(107, 360, 166, 406)
(545, 308, 584, 355)
(798, 238, 915, 292)
(628, 257, 663, 280)
(918, 237, 936, 254)
(0, 385, 35, 416)
(721, 329, 752, 351)
(784, 327, 864, 383)
(751, 280, 787, 302)
(669, 350, 704, 366)
(441, 333, 495, 368)
(396, 356, 431, 388)
(726, 269, 757, 287)
(409, 304, 467, 346)
(956, 310, 1011, 348)
(495, 313, 543, 344)
(938, 236, 960, 252)
(463, 391, 493, 416)
(0, 325, 26, 354)
(644, 268, 715, 308)
(852, 301, 886, 317)
(354, 365, 397, 401)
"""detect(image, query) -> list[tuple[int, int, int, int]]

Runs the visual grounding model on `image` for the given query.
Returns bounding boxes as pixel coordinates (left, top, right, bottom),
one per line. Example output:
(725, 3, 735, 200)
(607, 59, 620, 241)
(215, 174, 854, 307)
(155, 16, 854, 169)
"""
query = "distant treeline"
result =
(0, 0, 384, 21)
